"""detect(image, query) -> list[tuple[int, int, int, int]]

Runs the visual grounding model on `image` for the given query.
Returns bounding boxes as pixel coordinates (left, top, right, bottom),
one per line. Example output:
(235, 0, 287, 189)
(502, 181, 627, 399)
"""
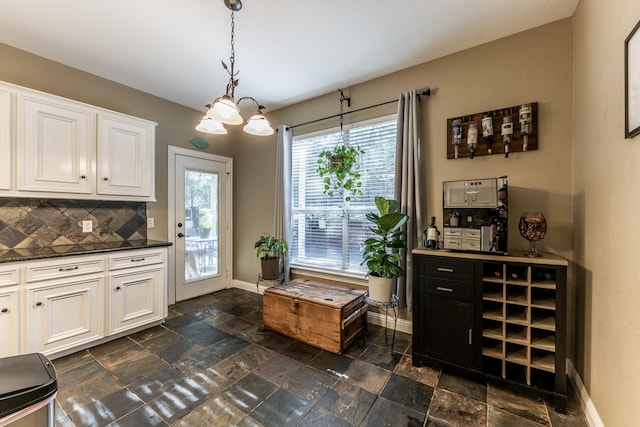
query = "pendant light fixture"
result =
(195, 0, 274, 136)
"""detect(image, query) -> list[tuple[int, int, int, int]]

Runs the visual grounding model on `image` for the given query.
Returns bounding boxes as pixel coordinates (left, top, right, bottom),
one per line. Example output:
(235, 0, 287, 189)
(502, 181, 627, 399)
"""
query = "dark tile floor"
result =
(52, 288, 588, 426)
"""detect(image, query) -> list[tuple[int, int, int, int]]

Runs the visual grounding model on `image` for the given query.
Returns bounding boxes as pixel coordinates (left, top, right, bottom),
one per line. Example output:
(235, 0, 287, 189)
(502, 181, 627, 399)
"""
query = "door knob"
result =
(178, 233, 184, 238)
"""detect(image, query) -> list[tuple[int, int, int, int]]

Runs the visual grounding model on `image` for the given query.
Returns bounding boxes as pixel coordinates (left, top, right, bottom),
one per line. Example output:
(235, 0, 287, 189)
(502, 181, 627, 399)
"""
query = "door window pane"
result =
(184, 169, 219, 280)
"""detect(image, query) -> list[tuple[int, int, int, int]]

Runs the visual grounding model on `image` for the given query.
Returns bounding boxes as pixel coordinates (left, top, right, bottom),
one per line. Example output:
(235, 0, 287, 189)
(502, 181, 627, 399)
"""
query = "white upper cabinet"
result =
(17, 92, 95, 194)
(1, 80, 157, 201)
(97, 113, 154, 198)
(0, 84, 11, 191)
(443, 179, 498, 208)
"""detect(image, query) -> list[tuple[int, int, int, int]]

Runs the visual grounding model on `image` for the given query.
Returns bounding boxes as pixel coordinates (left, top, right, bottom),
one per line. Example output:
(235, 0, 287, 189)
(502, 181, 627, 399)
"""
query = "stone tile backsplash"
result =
(0, 198, 147, 250)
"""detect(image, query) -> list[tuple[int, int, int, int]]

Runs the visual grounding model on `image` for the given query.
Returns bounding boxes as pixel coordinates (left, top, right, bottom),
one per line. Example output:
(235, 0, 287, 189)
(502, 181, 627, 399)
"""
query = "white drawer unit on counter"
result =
(1, 80, 157, 201)
(107, 249, 165, 335)
(0, 246, 168, 358)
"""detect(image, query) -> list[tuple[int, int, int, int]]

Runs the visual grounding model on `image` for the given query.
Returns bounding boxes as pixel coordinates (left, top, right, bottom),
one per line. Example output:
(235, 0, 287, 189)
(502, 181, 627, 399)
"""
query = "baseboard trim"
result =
(366, 310, 412, 334)
(232, 279, 413, 334)
(233, 279, 260, 294)
(566, 359, 603, 427)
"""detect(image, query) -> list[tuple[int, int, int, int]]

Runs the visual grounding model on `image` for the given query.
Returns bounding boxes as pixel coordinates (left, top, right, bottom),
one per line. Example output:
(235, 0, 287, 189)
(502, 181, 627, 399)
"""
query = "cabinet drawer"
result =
(109, 249, 164, 270)
(420, 277, 473, 302)
(419, 257, 474, 281)
(26, 257, 105, 283)
(0, 265, 20, 287)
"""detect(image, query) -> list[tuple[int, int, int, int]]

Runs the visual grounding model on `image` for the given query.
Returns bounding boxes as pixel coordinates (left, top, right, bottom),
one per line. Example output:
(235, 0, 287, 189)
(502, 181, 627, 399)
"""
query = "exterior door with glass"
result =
(170, 147, 231, 302)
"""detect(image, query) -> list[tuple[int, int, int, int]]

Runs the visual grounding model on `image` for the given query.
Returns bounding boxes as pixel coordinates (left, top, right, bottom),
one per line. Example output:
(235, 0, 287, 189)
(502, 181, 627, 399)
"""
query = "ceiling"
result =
(0, 0, 578, 115)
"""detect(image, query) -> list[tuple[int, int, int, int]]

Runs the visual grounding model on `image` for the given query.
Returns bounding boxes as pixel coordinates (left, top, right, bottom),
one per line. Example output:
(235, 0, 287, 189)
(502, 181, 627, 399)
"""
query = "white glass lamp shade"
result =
(195, 116, 227, 134)
(243, 113, 274, 136)
(206, 97, 243, 125)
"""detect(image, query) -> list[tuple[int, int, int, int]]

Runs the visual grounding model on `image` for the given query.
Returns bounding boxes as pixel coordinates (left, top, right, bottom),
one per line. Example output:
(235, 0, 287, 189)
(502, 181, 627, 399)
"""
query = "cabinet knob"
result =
(103, 177, 109, 181)
(80, 175, 86, 179)
(115, 286, 121, 291)
(1, 308, 8, 313)
(35, 302, 43, 307)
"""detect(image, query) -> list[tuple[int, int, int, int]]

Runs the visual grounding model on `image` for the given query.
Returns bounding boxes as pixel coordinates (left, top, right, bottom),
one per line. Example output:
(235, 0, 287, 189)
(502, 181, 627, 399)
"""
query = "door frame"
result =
(167, 145, 233, 305)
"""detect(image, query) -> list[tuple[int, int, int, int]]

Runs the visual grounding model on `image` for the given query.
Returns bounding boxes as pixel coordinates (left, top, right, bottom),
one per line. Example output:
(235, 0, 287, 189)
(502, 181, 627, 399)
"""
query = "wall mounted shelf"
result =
(446, 102, 538, 159)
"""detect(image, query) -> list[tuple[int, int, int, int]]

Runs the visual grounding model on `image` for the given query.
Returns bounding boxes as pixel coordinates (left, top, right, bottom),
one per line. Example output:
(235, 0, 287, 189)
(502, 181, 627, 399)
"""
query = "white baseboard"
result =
(232, 279, 413, 334)
(567, 359, 604, 427)
(233, 279, 261, 294)
(366, 310, 412, 334)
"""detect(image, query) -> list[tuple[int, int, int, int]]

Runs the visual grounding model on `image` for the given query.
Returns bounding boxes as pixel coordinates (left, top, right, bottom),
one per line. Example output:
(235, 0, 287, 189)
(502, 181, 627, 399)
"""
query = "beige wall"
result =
(234, 20, 575, 290)
(573, 0, 640, 424)
(0, 42, 235, 245)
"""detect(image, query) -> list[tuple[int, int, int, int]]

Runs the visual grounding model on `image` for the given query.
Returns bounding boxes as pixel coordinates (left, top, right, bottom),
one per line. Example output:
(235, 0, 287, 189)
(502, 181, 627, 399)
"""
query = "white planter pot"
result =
(367, 275, 394, 303)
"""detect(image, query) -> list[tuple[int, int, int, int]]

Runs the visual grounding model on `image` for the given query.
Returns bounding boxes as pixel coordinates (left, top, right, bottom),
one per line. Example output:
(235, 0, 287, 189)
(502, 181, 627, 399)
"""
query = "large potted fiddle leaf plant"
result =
(255, 234, 288, 280)
(362, 197, 409, 303)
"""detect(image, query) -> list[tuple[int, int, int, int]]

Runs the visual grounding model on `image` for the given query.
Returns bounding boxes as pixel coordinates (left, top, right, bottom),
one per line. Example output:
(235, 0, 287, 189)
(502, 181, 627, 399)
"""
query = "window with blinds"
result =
(291, 115, 397, 275)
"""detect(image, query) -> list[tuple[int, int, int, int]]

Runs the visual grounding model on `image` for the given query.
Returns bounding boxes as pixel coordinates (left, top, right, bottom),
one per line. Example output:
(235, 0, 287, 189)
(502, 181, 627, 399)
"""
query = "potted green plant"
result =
(316, 143, 365, 202)
(255, 234, 288, 280)
(197, 209, 212, 238)
(362, 197, 409, 303)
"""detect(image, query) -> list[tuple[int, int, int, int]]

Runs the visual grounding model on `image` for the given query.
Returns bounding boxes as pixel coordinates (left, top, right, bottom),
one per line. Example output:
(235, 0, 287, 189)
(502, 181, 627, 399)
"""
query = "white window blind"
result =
(291, 116, 397, 275)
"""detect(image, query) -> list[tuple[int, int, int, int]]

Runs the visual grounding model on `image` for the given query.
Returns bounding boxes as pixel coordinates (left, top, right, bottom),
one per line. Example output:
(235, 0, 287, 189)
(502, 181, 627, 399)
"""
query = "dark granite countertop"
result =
(0, 239, 172, 264)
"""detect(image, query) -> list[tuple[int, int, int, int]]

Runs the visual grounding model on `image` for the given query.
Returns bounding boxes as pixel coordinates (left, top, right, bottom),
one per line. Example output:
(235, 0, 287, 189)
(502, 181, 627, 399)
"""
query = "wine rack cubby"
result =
(481, 261, 565, 392)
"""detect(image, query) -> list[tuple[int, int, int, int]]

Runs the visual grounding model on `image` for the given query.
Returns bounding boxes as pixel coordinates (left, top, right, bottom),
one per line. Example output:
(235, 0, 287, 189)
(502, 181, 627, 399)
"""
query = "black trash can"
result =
(0, 353, 57, 427)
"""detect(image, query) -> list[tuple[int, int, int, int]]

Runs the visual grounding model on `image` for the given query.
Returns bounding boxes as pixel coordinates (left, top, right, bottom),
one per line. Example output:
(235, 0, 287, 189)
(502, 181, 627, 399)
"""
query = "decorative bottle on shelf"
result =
(519, 104, 532, 151)
(467, 123, 478, 159)
(501, 116, 513, 158)
(482, 113, 494, 154)
(451, 119, 462, 159)
(425, 216, 440, 249)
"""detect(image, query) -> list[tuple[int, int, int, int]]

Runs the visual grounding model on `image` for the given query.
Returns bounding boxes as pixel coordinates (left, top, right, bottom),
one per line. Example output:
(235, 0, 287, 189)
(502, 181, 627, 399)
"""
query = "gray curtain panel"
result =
(274, 125, 293, 282)
(395, 90, 424, 312)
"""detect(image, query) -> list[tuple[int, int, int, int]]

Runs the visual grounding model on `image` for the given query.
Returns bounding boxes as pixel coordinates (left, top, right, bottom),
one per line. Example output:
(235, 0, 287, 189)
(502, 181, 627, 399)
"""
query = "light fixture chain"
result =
(228, 10, 236, 99)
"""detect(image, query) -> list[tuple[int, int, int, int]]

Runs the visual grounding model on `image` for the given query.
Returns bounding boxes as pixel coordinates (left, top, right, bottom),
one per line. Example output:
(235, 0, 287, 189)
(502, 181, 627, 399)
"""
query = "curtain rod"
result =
(287, 87, 431, 131)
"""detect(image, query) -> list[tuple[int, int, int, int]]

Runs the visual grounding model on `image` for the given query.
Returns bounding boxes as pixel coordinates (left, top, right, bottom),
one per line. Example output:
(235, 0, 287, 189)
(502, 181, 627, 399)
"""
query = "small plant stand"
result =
(256, 273, 284, 311)
(365, 292, 400, 359)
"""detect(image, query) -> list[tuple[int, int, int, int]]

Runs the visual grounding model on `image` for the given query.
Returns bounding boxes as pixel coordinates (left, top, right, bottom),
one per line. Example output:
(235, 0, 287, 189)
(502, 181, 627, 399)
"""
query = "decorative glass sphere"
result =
(518, 212, 547, 257)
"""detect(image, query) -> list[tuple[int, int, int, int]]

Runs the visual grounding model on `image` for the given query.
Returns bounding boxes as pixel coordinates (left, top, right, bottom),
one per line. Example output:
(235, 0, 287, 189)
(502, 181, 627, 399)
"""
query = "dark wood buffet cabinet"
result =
(412, 249, 568, 409)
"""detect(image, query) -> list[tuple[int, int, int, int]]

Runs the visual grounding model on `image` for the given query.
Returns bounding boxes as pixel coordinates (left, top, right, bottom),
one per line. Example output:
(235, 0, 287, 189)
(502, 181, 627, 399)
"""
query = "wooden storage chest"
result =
(263, 279, 367, 354)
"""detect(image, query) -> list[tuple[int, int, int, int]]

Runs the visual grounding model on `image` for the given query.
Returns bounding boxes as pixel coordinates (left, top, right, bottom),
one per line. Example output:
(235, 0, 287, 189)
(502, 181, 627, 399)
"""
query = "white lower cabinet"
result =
(109, 264, 164, 335)
(0, 287, 20, 357)
(3, 246, 167, 358)
(25, 276, 104, 356)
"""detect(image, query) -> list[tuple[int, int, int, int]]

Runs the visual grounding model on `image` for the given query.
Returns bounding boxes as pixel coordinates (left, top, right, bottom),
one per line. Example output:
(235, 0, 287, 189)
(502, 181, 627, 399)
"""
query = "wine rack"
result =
(412, 250, 567, 408)
(481, 261, 563, 391)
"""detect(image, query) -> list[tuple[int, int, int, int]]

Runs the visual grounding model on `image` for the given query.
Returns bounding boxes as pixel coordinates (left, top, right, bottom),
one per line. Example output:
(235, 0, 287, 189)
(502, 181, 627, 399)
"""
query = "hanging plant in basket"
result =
(317, 143, 365, 201)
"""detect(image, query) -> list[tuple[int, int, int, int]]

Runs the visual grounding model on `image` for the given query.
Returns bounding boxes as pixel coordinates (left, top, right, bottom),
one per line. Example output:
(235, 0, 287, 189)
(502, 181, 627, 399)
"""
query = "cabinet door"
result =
(97, 113, 155, 198)
(469, 179, 498, 207)
(26, 276, 104, 356)
(17, 92, 94, 194)
(109, 266, 163, 335)
(417, 295, 475, 368)
(0, 288, 19, 357)
(0, 85, 11, 191)
(444, 181, 469, 207)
